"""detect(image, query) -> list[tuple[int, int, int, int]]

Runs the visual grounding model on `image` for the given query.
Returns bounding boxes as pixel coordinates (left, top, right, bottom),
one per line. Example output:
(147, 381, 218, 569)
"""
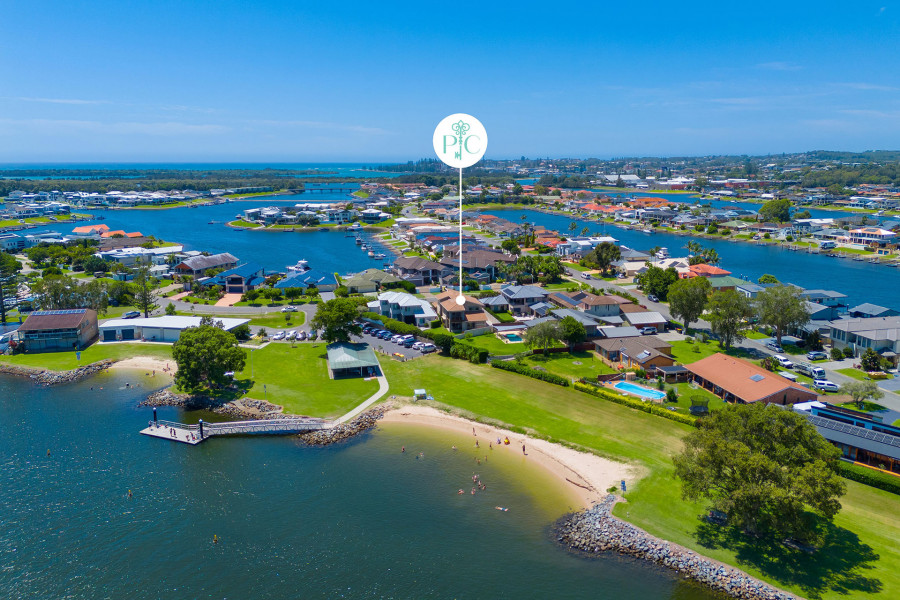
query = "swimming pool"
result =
(505, 333, 523, 342)
(613, 381, 667, 400)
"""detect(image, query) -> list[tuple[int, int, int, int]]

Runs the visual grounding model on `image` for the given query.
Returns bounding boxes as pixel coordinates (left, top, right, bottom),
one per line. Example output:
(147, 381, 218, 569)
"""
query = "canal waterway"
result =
(485, 208, 900, 310)
(0, 372, 719, 599)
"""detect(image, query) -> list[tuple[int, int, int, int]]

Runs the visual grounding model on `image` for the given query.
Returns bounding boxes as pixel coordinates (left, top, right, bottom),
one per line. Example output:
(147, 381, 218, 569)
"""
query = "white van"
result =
(773, 355, 794, 369)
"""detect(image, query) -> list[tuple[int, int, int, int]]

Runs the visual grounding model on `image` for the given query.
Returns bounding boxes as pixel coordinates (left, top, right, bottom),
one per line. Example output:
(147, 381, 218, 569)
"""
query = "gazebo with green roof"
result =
(326, 342, 380, 378)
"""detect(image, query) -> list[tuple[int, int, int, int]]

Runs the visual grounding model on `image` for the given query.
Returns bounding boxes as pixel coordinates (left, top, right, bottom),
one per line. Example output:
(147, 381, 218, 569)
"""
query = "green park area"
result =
(668, 339, 752, 363)
(0, 343, 172, 371)
(236, 343, 377, 418)
(379, 355, 900, 600)
(521, 350, 617, 380)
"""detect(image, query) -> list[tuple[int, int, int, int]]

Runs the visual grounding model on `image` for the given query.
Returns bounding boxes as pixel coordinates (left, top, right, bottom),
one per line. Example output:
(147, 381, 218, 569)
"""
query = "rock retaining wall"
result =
(0, 360, 114, 385)
(139, 388, 287, 419)
(298, 406, 388, 446)
(556, 495, 798, 600)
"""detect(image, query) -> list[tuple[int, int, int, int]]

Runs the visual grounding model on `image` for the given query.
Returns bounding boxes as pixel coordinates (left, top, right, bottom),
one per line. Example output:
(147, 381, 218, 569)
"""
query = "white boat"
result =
(655, 247, 669, 259)
(348, 223, 362, 231)
(642, 228, 653, 234)
(360, 244, 368, 251)
(355, 237, 363, 245)
(287, 259, 310, 272)
(373, 253, 386, 259)
(368, 251, 375, 257)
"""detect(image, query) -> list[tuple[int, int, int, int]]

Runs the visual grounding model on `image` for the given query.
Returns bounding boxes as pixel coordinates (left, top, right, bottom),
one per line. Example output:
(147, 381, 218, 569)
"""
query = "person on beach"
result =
(473, 427, 476, 436)
(401, 446, 405, 453)
(489, 442, 492, 450)
(522, 444, 526, 455)
(475, 440, 479, 448)
(451, 445, 457, 451)
(458, 489, 464, 495)
(471, 487, 476, 495)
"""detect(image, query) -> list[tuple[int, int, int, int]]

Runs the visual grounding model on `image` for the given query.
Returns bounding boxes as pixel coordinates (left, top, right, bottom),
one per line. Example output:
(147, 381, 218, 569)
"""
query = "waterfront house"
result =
(343, 269, 403, 294)
(686, 264, 732, 278)
(480, 294, 511, 313)
(594, 336, 674, 370)
(829, 316, 900, 364)
(439, 246, 515, 282)
(434, 290, 488, 334)
(275, 269, 338, 292)
(0, 233, 26, 252)
(390, 256, 446, 286)
(848, 303, 899, 319)
(17, 309, 99, 352)
(199, 263, 267, 294)
(794, 401, 900, 475)
(686, 354, 819, 405)
(368, 290, 437, 328)
(799, 289, 848, 311)
(326, 342, 380, 378)
(849, 227, 898, 246)
(555, 236, 618, 257)
(174, 253, 239, 278)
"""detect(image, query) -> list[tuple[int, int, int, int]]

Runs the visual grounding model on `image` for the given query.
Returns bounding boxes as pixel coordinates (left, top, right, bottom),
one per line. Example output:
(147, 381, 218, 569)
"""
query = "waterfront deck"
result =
(141, 418, 331, 444)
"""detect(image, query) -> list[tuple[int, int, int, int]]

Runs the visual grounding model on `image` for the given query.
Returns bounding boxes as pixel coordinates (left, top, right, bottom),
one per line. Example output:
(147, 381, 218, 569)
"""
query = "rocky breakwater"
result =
(298, 405, 389, 446)
(0, 360, 114, 385)
(139, 388, 287, 419)
(556, 495, 798, 600)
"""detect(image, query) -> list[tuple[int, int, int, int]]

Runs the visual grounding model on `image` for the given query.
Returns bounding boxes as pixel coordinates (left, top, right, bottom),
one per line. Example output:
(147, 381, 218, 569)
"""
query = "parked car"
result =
(773, 355, 794, 369)
(765, 341, 783, 353)
(814, 379, 840, 392)
(379, 331, 392, 340)
(795, 362, 826, 379)
(309, 329, 318, 340)
(281, 305, 298, 313)
(806, 351, 828, 361)
(402, 338, 415, 348)
(286, 330, 297, 341)
(640, 326, 658, 335)
(297, 330, 307, 341)
(123, 311, 141, 319)
(647, 294, 659, 303)
(272, 331, 286, 341)
(362, 326, 373, 334)
(581, 272, 592, 280)
(419, 343, 437, 353)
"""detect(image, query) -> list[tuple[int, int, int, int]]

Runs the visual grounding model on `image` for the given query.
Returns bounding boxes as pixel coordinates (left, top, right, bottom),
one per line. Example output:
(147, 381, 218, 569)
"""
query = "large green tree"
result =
(311, 298, 363, 343)
(839, 380, 883, 409)
(706, 289, 751, 349)
(674, 403, 845, 543)
(29, 275, 109, 315)
(666, 276, 711, 332)
(584, 242, 621, 274)
(133, 263, 158, 318)
(637, 265, 679, 300)
(172, 324, 246, 391)
(0, 253, 22, 324)
(754, 284, 811, 346)
(524, 320, 559, 353)
(758, 198, 792, 223)
(557, 316, 586, 350)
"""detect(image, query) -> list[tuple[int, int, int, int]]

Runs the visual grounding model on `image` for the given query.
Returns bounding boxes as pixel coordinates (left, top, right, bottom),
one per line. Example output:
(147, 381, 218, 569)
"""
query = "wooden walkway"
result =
(140, 418, 330, 445)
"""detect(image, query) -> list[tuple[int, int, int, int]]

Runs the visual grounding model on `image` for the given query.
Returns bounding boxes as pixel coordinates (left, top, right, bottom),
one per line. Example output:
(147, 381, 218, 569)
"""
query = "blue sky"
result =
(1, 1, 899, 162)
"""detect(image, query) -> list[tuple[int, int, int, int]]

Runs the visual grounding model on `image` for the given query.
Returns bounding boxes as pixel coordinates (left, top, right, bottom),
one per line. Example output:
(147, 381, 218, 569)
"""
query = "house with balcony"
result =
(499, 285, 548, 316)
(434, 290, 488, 333)
(829, 316, 900, 364)
(368, 290, 437, 328)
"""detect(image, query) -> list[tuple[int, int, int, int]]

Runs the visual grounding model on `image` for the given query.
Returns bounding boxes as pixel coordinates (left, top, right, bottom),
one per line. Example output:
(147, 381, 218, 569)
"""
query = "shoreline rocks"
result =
(555, 495, 798, 600)
(298, 406, 389, 446)
(0, 360, 114, 386)
(139, 387, 288, 419)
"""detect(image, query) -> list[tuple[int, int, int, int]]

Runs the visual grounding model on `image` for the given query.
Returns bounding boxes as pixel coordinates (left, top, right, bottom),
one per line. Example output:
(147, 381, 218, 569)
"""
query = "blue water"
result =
(614, 381, 667, 400)
(0, 372, 719, 599)
(485, 209, 900, 310)
(0, 163, 406, 179)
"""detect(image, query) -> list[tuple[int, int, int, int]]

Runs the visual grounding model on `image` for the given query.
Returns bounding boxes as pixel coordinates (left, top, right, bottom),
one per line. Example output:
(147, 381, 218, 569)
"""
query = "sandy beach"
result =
(381, 404, 642, 509)
(111, 357, 174, 374)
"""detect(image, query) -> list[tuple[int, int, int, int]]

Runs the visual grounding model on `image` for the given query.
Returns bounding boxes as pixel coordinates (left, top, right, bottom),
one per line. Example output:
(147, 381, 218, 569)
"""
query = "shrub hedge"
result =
(837, 460, 900, 496)
(450, 342, 488, 364)
(491, 360, 569, 386)
(573, 382, 699, 427)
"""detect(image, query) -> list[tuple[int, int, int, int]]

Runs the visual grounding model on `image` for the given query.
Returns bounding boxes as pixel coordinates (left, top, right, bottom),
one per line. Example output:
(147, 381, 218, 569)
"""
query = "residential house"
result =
(275, 269, 338, 292)
(799, 289, 848, 311)
(829, 316, 900, 364)
(499, 285, 548, 316)
(174, 253, 239, 277)
(200, 263, 267, 294)
(440, 246, 515, 281)
(390, 256, 446, 286)
(342, 269, 403, 294)
(368, 290, 437, 328)
(594, 335, 674, 369)
(849, 227, 898, 246)
(686, 354, 819, 405)
(623, 311, 668, 331)
(849, 304, 899, 319)
(434, 290, 488, 333)
(547, 290, 623, 318)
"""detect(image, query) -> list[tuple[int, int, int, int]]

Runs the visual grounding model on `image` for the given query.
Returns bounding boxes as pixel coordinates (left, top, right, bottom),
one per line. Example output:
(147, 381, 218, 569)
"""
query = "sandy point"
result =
(111, 357, 174, 376)
(381, 404, 644, 509)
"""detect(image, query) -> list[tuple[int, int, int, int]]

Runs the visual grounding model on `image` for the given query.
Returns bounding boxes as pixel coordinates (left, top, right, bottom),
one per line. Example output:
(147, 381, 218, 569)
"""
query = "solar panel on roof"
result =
(807, 414, 900, 448)
(33, 309, 85, 315)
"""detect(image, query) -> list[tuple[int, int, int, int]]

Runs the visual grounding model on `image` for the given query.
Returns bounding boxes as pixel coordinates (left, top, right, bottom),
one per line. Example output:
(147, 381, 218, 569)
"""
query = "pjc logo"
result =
(433, 113, 488, 169)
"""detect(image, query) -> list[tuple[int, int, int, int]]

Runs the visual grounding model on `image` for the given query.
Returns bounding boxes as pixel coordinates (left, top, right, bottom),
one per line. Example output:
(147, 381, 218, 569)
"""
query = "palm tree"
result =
(581, 226, 590, 236)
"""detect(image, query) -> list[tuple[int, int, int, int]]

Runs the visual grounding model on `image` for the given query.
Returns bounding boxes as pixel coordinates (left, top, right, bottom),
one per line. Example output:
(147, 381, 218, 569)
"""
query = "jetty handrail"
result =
(156, 420, 200, 431)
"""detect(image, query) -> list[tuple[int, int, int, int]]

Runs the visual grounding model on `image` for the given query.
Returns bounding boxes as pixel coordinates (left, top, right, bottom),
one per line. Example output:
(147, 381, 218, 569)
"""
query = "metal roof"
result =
(806, 414, 900, 460)
(326, 343, 379, 370)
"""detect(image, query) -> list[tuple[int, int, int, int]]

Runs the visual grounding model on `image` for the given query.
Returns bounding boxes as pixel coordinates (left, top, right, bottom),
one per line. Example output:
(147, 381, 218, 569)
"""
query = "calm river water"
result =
(0, 371, 719, 599)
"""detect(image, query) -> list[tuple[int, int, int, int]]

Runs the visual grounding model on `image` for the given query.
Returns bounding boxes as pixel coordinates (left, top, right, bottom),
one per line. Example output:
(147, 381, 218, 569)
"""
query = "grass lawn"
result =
(486, 309, 515, 323)
(464, 332, 528, 355)
(663, 381, 727, 413)
(840, 400, 889, 413)
(0, 343, 172, 371)
(174, 310, 305, 329)
(565, 262, 590, 272)
(522, 350, 617, 380)
(836, 367, 870, 381)
(235, 343, 377, 418)
(542, 282, 579, 291)
(228, 220, 262, 228)
(379, 355, 900, 600)
(744, 330, 768, 340)
(669, 340, 751, 364)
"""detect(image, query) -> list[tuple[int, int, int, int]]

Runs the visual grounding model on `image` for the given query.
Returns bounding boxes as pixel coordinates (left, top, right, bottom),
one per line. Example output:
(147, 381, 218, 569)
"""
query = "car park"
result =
(773, 355, 794, 369)
(806, 351, 828, 361)
(814, 379, 840, 392)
